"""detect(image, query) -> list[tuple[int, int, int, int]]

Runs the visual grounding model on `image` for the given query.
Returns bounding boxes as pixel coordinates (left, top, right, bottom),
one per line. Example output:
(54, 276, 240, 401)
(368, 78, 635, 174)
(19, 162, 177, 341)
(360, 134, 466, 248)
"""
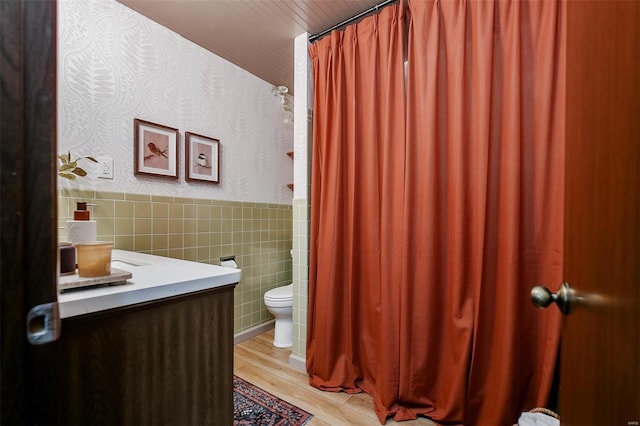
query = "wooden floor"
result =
(234, 330, 438, 426)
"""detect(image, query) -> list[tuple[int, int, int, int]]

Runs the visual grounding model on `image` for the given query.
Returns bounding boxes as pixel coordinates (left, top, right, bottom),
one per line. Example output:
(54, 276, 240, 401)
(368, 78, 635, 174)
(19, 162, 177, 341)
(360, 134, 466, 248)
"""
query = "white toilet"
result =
(264, 283, 293, 348)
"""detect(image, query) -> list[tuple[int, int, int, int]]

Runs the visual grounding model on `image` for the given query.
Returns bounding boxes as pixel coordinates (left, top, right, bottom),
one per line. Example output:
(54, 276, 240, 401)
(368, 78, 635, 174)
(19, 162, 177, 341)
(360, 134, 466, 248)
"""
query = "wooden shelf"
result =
(287, 151, 293, 191)
(287, 152, 293, 190)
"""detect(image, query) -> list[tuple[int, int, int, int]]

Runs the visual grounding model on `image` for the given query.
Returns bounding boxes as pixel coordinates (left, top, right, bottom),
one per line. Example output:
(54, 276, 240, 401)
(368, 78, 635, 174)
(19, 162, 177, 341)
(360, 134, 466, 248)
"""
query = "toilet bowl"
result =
(264, 283, 293, 348)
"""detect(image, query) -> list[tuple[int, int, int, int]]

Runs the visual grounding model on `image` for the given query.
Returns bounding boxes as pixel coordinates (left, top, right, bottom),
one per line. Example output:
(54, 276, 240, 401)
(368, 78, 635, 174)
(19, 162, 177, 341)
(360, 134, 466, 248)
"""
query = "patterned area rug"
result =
(234, 375, 314, 426)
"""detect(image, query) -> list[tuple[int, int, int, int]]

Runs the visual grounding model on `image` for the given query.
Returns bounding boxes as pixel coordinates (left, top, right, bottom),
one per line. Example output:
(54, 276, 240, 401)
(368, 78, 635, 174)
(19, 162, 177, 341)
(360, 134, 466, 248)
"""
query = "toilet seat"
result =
(264, 284, 293, 307)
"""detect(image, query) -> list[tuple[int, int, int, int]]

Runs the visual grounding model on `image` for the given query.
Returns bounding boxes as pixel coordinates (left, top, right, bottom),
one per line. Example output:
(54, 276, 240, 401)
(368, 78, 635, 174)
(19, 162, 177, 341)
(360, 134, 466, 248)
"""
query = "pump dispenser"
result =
(74, 202, 90, 220)
(67, 202, 97, 244)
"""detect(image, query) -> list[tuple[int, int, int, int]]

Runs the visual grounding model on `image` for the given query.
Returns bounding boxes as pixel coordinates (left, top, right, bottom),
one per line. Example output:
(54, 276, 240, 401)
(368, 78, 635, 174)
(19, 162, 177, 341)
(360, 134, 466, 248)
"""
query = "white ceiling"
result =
(116, 0, 384, 93)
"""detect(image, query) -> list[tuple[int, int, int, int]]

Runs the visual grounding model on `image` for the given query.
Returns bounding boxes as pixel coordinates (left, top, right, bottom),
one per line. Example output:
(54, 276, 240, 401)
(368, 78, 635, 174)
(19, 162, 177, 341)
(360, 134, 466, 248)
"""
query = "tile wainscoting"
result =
(58, 188, 292, 334)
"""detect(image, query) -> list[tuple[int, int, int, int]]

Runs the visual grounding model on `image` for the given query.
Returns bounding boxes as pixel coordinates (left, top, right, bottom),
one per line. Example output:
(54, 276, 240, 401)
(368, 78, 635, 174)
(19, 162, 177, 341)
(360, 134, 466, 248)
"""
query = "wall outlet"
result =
(97, 157, 114, 179)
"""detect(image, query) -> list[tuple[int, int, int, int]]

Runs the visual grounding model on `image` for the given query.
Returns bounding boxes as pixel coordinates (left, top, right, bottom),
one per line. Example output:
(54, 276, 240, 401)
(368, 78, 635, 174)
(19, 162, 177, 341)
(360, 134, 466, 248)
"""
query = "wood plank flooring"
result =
(234, 330, 438, 426)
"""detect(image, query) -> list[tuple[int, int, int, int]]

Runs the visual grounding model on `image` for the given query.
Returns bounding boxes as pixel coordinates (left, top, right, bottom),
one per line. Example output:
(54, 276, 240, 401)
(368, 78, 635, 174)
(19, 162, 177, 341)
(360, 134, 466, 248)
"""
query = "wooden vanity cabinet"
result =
(57, 284, 236, 425)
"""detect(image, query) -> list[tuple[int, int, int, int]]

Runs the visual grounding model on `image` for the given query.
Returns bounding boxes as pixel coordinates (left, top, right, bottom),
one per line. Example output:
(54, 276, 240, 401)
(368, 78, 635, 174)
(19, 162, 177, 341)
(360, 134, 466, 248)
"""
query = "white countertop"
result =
(58, 249, 241, 319)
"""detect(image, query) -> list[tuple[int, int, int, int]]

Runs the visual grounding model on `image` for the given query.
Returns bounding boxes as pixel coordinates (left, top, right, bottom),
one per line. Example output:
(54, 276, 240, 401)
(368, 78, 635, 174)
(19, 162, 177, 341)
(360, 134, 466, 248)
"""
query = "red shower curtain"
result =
(307, 1, 564, 424)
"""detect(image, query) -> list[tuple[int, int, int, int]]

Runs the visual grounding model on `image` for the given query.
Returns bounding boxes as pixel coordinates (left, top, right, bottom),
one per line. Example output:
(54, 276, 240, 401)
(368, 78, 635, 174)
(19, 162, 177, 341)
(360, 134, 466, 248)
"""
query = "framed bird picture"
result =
(185, 131, 220, 184)
(133, 118, 179, 179)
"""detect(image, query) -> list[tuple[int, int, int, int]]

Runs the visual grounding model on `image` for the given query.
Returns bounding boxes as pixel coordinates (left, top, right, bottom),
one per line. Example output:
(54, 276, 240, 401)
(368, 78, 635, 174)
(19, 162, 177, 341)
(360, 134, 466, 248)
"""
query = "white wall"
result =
(58, 0, 293, 204)
(293, 34, 311, 201)
(290, 32, 311, 369)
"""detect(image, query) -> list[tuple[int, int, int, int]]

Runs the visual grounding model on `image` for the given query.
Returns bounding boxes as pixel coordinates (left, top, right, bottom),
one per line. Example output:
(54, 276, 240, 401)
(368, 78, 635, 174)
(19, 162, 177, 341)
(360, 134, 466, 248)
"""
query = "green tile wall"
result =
(59, 188, 292, 334)
(292, 198, 310, 359)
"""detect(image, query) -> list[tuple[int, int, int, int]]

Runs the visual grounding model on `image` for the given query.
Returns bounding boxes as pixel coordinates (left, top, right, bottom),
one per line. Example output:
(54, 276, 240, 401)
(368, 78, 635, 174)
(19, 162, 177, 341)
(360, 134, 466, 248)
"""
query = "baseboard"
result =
(288, 353, 306, 372)
(233, 320, 274, 345)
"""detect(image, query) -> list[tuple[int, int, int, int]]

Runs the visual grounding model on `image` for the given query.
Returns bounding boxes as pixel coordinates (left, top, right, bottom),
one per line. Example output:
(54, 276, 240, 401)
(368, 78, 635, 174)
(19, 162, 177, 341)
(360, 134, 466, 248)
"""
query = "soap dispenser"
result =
(74, 202, 91, 220)
(66, 201, 97, 244)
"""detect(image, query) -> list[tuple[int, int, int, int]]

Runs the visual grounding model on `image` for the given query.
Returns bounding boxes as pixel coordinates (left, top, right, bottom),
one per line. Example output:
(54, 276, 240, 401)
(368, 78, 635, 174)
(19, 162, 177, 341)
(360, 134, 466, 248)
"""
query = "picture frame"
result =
(185, 131, 220, 184)
(133, 118, 179, 179)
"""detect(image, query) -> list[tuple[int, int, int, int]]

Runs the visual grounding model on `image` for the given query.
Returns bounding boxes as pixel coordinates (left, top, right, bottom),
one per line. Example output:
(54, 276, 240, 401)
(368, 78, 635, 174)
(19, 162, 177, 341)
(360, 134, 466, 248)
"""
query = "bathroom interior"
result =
(54, 0, 315, 422)
(3, 0, 638, 425)
(56, 0, 304, 356)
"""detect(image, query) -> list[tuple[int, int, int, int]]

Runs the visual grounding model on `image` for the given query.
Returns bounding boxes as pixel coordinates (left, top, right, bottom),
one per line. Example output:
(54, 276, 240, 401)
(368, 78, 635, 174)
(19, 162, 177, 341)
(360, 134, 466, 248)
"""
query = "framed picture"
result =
(133, 118, 179, 179)
(185, 131, 220, 184)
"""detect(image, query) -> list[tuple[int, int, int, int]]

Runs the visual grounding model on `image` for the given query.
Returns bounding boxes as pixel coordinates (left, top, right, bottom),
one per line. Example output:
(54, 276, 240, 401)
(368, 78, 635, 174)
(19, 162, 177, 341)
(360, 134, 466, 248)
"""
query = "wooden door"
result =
(560, 1, 639, 424)
(0, 0, 59, 424)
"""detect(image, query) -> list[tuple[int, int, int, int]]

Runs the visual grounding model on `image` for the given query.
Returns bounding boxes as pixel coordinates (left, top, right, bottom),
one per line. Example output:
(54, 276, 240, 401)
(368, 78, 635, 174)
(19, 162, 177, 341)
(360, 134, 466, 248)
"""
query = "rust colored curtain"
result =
(307, 1, 565, 424)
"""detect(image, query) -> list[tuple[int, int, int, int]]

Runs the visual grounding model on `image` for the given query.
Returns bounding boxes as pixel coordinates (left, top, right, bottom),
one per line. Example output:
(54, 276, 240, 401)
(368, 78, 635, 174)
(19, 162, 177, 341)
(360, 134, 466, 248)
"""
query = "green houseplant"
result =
(58, 151, 98, 180)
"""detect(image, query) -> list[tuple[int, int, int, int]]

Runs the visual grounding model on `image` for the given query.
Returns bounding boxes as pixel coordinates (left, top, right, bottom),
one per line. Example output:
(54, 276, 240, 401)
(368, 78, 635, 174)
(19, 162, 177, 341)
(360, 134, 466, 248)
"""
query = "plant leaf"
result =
(72, 167, 87, 177)
(58, 172, 77, 180)
(59, 153, 70, 164)
(57, 152, 97, 179)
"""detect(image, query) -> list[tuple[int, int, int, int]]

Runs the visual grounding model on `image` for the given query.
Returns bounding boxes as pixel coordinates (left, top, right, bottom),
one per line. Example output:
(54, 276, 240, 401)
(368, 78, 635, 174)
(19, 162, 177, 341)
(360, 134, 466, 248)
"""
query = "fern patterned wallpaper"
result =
(57, 0, 293, 204)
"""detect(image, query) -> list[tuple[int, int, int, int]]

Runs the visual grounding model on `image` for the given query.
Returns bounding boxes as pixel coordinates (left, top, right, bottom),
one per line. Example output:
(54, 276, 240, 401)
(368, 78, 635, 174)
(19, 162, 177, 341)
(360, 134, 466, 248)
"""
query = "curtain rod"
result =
(308, 0, 398, 43)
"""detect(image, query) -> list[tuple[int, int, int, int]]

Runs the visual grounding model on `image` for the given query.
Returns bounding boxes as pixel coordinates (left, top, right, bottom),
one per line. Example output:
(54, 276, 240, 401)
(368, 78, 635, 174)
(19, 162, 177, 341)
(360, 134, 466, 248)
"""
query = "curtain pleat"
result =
(308, 1, 564, 424)
(307, 6, 407, 412)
